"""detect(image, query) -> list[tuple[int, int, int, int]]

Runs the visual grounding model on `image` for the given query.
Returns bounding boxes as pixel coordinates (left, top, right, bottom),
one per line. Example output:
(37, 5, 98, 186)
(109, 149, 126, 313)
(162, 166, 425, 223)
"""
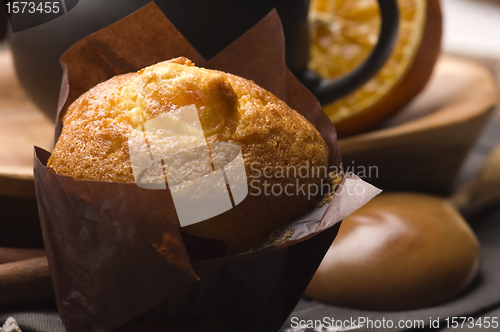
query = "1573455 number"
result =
(5, 2, 60, 14)
(446, 317, 498, 329)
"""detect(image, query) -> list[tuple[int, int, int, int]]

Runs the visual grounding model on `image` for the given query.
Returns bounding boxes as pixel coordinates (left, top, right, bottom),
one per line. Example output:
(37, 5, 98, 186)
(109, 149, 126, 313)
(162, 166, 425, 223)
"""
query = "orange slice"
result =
(309, 0, 442, 137)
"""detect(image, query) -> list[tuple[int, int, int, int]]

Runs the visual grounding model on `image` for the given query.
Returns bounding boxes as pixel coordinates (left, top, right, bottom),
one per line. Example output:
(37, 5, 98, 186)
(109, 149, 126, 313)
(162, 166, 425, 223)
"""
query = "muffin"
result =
(48, 57, 330, 253)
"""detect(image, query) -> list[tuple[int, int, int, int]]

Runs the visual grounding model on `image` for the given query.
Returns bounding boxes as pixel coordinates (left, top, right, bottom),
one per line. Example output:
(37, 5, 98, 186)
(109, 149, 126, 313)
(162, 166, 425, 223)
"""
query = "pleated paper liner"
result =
(34, 3, 381, 331)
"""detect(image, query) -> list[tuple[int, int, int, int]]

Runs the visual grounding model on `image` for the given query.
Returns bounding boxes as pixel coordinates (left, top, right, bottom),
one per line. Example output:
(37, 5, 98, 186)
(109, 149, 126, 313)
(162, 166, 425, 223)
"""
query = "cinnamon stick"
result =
(0, 248, 45, 265)
(0, 256, 54, 307)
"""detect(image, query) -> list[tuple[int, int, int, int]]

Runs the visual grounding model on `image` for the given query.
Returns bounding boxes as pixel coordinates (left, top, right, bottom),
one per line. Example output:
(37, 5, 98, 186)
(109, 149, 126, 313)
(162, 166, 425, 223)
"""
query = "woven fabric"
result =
(0, 303, 64, 332)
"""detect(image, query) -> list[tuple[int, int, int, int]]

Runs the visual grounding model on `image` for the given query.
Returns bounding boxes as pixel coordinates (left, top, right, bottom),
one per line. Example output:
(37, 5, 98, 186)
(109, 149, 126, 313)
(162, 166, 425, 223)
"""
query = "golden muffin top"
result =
(48, 57, 328, 185)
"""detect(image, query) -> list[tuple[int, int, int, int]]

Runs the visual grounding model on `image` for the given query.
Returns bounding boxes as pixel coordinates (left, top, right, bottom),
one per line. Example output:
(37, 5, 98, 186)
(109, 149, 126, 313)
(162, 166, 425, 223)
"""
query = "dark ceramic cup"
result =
(7, 0, 398, 120)
(0, 3, 7, 41)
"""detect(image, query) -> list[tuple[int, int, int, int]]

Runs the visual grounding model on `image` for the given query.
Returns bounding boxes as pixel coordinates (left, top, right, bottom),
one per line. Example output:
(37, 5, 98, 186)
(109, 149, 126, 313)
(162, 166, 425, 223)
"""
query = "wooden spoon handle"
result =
(449, 145, 500, 218)
(0, 256, 54, 307)
(0, 247, 45, 265)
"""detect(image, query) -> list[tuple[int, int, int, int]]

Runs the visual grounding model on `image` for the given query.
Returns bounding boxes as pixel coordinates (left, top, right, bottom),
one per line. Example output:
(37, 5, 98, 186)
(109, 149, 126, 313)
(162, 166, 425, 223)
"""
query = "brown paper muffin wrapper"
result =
(34, 3, 381, 331)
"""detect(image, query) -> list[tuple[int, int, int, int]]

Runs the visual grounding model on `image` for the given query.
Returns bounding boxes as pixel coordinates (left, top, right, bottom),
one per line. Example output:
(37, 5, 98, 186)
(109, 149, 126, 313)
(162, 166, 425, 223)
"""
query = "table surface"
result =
(1, 0, 500, 328)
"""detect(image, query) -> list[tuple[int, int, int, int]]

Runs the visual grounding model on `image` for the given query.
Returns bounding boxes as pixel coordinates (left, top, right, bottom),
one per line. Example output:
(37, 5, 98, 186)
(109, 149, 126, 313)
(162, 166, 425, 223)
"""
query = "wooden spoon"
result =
(304, 192, 481, 310)
(449, 144, 500, 218)
(305, 145, 500, 310)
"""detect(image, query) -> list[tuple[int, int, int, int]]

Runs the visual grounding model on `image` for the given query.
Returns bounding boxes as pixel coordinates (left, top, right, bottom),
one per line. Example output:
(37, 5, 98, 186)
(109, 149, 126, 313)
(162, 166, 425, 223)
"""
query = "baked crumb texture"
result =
(48, 57, 329, 253)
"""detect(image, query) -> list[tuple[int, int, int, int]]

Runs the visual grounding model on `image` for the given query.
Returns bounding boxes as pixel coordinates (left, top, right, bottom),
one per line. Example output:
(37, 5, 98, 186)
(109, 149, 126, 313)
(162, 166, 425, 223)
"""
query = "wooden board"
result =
(339, 55, 499, 195)
(0, 48, 54, 198)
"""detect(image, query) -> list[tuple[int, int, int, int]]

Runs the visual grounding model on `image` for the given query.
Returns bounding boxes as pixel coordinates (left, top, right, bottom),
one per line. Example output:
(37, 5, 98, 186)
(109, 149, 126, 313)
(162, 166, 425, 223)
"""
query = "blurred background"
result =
(441, 0, 500, 185)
